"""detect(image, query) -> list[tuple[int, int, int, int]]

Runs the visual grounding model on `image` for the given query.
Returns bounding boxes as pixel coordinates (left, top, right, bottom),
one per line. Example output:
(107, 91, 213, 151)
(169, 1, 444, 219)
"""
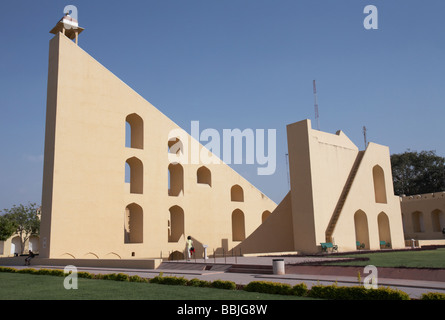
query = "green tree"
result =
(391, 150, 445, 196)
(1, 203, 40, 254)
(0, 214, 17, 241)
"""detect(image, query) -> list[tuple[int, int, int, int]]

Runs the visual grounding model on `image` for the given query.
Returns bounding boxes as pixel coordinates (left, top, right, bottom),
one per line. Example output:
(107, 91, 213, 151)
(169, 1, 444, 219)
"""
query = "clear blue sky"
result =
(1, 0, 444, 209)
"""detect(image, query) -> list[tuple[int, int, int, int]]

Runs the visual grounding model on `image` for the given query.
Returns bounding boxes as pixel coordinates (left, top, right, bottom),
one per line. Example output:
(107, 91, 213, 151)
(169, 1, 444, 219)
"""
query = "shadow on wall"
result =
(214, 239, 230, 257)
(233, 192, 295, 255)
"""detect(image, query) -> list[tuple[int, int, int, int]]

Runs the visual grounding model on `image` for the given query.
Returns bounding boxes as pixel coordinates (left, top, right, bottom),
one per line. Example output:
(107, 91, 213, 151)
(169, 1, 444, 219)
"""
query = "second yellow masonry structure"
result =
(235, 119, 406, 254)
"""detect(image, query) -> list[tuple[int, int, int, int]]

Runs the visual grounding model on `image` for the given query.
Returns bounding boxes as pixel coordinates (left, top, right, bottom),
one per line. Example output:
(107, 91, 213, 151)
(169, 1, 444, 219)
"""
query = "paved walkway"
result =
(4, 255, 445, 299)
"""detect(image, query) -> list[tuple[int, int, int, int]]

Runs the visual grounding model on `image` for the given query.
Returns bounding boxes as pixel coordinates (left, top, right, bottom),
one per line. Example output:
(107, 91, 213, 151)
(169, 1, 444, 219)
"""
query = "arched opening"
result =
(167, 133, 187, 165)
(168, 205, 185, 243)
(10, 236, 21, 255)
(378, 212, 391, 247)
(125, 157, 143, 194)
(125, 113, 143, 149)
(169, 250, 185, 260)
(412, 211, 424, 233)
(168, 137, 183, 155)
(261, 210, 271, 223)
(232, 209, 245, 241)
(231, 185, 244, 202)
(28, 236, 39, 253)
(168, 164, 184, 196)
(124, 203, 143, 243)
(354, 210, 370, 250)
(197, 166, 211, 186)
(431, 209, 444, 232)
(372, 165, 387, 203)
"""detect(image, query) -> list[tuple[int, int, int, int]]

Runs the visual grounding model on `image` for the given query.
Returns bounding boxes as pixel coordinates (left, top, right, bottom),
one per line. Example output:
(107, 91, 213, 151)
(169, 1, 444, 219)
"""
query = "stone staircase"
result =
(325, 151, 364, 243)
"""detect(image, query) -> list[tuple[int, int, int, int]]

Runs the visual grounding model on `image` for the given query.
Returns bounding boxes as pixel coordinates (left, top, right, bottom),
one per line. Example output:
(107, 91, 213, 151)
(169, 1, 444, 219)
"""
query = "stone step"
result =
(227, 264, 273, 274)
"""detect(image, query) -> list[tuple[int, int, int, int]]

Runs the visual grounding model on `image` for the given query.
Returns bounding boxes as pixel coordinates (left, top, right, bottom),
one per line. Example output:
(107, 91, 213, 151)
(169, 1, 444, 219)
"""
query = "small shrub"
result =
(17, 268, 38, 275)
(421, 292, 445, 300)
(163, 276, 188, 286)
(100, 273, 113, 281)
(35, 269, 51, 276)
(187, 278, 211, 287)
(150, 275, 188, 286)
(211, 280, 236, 290)
(39, 269, 65, 277)
(308, 285, 333, 299)
(244, 281, 308, 296)
(149, 275, 162, 284)
(100, 273, 112, 280)
(77, 271, 94, 279)
(114, 273, 130, 281)
(0, 267, 17, 273)
(271, 283, 293, 295)
(244, 281, 293, 295)
(129, 275, 148, 283)
(367, 287, 410, 300)
(51, 269, 66, 277)
(292, 283, 308, 296)
(99, 273, 129, 281)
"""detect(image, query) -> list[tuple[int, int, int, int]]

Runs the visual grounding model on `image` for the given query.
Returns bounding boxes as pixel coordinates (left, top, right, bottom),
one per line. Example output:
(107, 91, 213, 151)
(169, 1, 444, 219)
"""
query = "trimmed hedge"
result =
(150, 275, 235, 290)
(210, 279, 237, 290)
(293, 283, 309, 296)
(97, 273, 130, 281)
(421, 292, 445, 300)
(308, 284, 410, 300)
(244, 281, 308, 296)
(16, 268, 65, 277)
(0, 267, 236, 290)
(150, 274, 189, 286)
(129, 275, 149, 283)
(244, 280, 411, 300)
(0, 267, 17, 273)
(77, 271, 95, 279)
(148, 275, 235, 290)
(187, 278, 212, 288)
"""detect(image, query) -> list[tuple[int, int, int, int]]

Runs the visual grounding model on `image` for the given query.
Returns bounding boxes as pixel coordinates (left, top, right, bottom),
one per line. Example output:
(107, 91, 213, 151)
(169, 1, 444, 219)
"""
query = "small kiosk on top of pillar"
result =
(49, 12, 84, 45)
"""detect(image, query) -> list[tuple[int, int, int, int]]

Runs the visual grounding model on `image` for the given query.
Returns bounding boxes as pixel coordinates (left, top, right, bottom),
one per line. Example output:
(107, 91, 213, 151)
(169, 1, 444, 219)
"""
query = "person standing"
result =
(186, 236, 194, 260)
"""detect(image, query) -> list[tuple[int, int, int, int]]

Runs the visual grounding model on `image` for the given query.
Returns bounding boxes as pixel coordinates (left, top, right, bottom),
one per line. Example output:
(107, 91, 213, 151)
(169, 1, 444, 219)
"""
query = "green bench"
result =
(320, 242, 338, 253)
(356, 241, 365, 250)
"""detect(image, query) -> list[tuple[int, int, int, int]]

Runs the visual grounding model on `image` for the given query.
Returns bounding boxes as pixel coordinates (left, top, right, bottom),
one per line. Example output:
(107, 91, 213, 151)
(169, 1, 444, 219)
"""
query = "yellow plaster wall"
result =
(40, 33, 276, 259)
(401, 192, 445, 241)
(239, 119, 406, 255)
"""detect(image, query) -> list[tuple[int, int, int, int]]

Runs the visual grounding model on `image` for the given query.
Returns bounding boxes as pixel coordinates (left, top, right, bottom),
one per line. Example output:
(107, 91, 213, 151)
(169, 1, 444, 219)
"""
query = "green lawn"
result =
(0, 273, 313, 300)
(326, 248, 445, 268)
